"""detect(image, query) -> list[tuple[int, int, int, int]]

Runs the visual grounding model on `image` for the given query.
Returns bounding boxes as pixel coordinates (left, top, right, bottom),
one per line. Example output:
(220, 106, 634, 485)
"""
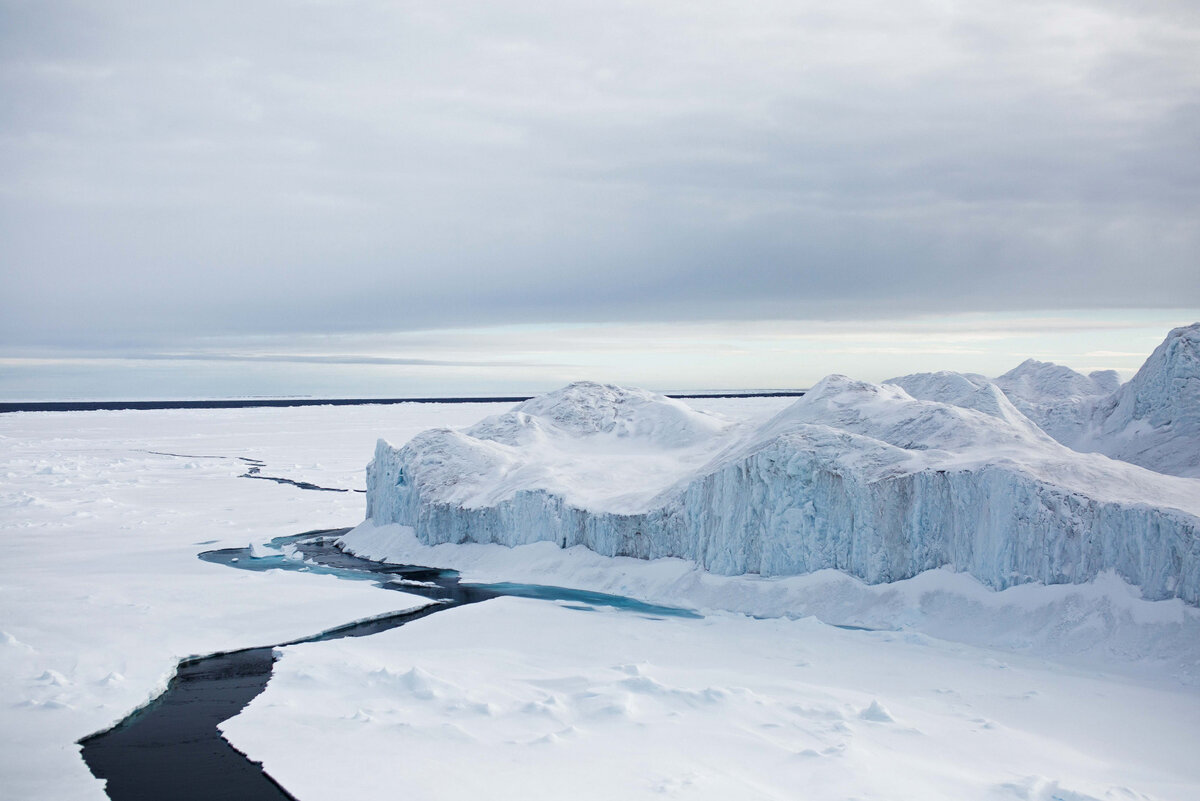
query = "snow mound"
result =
(994, 359, 1114, 406)
(723, 374, 1054, 469)
(366, 382, 735, 524)
(883, 371, 1051, 441)
(990, 359, 1115, 446)
(509, 381, 727, 447)
(858, 700, 894, 722)
(363, 375, 1200, 604)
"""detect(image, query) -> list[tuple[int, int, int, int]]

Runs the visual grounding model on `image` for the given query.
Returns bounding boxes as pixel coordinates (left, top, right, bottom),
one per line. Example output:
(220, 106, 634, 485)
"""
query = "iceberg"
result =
(1084, 323, 1200, 478)
(987, 323, 1200, 478)
(361, 373, 1200, 605)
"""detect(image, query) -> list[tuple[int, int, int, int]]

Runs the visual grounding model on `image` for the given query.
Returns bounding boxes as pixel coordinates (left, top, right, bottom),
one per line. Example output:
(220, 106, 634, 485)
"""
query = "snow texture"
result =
(340, 521, 1200, 685)
(365, 373, 1200, 604)
(989, 360, 1115, 446)
(1085, 323, 1200, 478)
(0, 402, 492, 801)
(994, 359, 1116, 408)
(222, 596, 1200, 801)
(985, 324, 1200, 478)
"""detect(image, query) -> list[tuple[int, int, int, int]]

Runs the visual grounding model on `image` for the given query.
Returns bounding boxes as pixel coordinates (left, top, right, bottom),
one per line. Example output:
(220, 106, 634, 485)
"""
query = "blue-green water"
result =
(199, 528, 700, 620)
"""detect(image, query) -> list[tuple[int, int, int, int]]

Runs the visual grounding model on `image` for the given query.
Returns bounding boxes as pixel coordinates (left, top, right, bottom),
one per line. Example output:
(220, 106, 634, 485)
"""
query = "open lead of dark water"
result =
(80, 528, 698, 801)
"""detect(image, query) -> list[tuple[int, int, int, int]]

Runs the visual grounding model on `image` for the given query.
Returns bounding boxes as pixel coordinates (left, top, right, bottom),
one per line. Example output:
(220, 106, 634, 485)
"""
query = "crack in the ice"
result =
(81, 530, 697, 801)
(139, 449, 364, 493)
(238, 472, 359, 493)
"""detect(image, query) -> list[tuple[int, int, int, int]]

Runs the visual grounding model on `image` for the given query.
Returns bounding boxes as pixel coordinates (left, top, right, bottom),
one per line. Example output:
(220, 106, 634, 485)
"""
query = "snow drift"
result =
(360, 376, 1200, 605)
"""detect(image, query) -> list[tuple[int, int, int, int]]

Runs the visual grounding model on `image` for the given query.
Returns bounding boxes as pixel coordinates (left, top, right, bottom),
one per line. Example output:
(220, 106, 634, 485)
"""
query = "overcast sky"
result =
(2, 0, 1198, 398)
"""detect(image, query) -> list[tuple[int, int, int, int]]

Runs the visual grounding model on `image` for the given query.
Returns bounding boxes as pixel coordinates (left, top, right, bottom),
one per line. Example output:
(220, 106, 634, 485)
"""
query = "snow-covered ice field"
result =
(225, 597, 1200, 801)
(3, 398, 1199, 800)
(0, 402, 501, 800)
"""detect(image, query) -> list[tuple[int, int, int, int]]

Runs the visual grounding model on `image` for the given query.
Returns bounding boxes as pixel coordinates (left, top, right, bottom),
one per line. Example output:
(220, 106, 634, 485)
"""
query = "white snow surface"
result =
(0, 402, 501, 801)
(884, 370, 1056, 442)
(994, 359, 1117, 408)
(364, 375, 1200, 603)
(987, 359, 1111, 449)
(340, 521, 1200, 685)
(223, 596, 1200, 801)
(380, 382, 735, 515)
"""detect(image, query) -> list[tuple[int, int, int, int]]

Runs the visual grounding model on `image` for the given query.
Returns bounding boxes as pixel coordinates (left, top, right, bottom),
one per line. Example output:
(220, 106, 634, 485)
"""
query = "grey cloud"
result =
(2, 0, 1198, 351)
(125, 352, 555, 368)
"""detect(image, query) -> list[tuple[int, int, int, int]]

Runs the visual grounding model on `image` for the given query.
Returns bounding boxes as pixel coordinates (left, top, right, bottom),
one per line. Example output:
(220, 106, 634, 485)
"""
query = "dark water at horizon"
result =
(2, 390, 804, 414)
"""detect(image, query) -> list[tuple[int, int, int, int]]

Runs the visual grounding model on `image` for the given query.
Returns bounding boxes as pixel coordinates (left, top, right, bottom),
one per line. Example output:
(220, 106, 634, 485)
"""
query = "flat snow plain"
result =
(3, 398, 1200, 801)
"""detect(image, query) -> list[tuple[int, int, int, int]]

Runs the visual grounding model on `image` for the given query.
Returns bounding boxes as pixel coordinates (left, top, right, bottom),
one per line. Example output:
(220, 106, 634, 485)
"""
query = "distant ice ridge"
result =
(983, 323, 1200, 478)
(990, 360, 1118, 447)
(363, 373, 1200, 605)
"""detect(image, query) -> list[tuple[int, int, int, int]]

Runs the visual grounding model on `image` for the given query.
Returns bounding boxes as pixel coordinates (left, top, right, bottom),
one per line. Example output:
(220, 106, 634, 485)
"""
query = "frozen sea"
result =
(2, 399, 1198, 801)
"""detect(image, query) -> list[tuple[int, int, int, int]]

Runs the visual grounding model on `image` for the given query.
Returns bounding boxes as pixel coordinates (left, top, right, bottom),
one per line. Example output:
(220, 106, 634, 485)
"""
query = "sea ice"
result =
(0, 403, 495, 800)
(221, 597, 1200, 800)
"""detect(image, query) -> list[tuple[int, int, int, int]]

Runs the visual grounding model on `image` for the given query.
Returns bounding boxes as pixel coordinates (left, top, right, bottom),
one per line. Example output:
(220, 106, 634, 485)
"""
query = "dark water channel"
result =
(79, 528, 697, 801)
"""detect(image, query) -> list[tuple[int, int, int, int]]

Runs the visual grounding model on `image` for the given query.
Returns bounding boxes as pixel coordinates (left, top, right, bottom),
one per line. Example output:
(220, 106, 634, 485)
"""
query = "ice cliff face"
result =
(363, 376, 1200, 604)
(1086, 323, 1200, 478)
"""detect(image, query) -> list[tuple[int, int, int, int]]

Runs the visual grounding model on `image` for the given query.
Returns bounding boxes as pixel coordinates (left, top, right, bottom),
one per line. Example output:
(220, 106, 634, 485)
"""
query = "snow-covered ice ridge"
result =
(990, 323, 1200, 478)
(364, 365, 1200, 604)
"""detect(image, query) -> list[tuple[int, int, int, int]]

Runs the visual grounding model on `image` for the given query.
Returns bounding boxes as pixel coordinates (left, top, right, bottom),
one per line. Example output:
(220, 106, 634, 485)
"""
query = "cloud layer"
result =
(2, 0, 1199, 350)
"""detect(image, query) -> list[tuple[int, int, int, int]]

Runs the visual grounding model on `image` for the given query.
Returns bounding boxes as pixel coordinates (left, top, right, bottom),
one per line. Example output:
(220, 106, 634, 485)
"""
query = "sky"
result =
(1, 0, 1198, 399)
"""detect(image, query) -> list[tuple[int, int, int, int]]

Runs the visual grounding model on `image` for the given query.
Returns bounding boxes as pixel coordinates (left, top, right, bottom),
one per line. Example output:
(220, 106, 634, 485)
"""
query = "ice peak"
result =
(753, 372, 1053, 459)
(1098, 322, 1200, 448)
(800, 374, 904, 403)
(886, 371, 1047, 440)
(994, 358, 1110, 404)
(981, 324, 1200, 478)
(1168, 321, 1200, 340)
(885, 371, 993, 406)
(511, 381, 727, 446)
